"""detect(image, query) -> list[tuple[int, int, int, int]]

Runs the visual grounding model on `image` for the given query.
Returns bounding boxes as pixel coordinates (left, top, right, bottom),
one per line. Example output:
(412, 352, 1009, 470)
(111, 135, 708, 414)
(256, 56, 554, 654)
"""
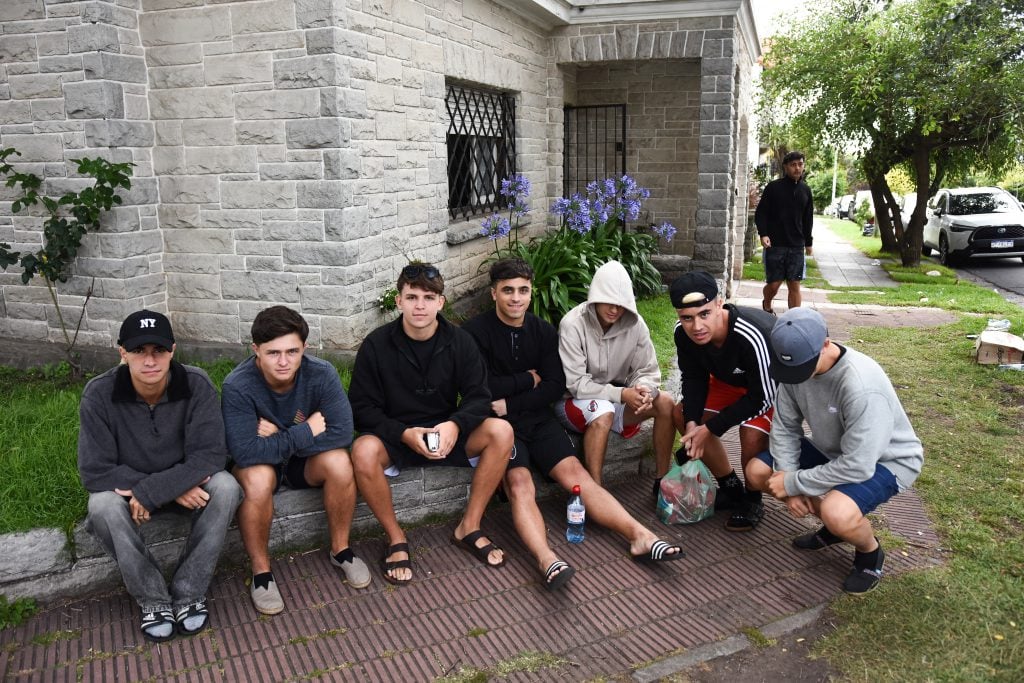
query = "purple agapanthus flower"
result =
(651, 221, 677, 242)
(500, 174, 531, 201)
(479, 214, 512, 240)
(552, 194, 593, 235)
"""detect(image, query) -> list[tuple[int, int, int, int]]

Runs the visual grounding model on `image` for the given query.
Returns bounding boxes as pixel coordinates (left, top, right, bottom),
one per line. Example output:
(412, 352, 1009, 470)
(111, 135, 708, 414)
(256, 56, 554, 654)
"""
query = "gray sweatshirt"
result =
(558, 260, 661, 402)
(770, 345, 923, 497)
(222, 354, 353, 467)
(77, 362, 229, 512)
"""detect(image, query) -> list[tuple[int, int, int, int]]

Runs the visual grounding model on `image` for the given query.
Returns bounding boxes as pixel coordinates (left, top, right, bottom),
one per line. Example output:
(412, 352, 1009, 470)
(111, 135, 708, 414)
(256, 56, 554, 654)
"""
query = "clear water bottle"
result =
(566, 484, 585, 543)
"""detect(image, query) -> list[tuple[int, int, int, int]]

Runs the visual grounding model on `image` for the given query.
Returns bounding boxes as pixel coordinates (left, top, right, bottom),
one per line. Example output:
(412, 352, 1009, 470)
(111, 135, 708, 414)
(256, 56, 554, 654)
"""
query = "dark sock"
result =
(854, 541, 882, 570)
(745, 489, 763, 504)
(716, 470, 742, 489)
(253, 571, 274, 590)
(817, 526, 841, 544)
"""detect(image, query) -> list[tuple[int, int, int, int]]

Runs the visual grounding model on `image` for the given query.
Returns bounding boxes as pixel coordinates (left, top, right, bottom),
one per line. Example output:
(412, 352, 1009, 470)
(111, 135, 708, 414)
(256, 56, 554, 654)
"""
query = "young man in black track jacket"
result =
(671, 271, 779, 532)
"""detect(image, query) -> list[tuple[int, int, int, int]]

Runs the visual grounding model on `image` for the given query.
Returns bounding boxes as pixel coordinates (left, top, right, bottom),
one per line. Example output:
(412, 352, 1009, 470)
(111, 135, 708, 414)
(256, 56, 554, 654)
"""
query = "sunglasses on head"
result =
(401, 265, 440, 280)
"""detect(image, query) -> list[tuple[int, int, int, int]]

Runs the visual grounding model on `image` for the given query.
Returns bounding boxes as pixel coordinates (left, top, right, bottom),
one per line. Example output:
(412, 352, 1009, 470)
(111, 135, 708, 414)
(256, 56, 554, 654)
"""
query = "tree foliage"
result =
(759, 0, 1024, 265)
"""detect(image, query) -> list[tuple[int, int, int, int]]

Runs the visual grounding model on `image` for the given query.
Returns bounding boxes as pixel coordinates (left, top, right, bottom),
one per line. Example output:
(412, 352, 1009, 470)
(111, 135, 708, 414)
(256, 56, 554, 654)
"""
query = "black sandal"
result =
(382, 542, 413, 585)
(543, 560, 576, 592)
(451, 530, 505, 568)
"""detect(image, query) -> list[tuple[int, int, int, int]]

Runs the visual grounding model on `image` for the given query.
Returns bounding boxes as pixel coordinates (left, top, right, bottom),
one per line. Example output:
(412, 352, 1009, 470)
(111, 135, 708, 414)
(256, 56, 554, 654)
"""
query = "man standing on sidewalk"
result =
(748, 308, 924, 593)
(755, 150, 814, 313)
(78, 310, 242, 642)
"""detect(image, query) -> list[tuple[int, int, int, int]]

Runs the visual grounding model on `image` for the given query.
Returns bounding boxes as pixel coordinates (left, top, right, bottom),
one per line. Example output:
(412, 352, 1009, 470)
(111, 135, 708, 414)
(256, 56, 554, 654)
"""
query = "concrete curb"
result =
(632, 605, 827, 682)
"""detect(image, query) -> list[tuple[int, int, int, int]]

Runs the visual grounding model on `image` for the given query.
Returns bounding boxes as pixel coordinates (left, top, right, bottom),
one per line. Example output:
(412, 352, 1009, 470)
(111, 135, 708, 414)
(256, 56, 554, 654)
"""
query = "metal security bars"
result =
(563, 104, 627, 197)
(446, 84, 516, 221)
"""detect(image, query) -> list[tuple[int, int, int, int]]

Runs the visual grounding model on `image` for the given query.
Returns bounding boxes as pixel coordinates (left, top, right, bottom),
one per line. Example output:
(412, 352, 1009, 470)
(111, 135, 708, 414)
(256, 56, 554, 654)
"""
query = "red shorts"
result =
(683, 376, 773, 434)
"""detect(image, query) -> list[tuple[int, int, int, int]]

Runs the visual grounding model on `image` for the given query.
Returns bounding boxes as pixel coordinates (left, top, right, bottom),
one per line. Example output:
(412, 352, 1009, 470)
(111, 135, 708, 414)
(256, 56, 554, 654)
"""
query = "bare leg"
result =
(453, 418, 512, 566)
(232, 464, 277, 575)
(786, 279, 803, 309)
(626, 394, 679, 478)
(303, 449, 357, 554)
(744, 457, 773, 492)
(504, 466, 559, 574)
(813, 492, 878, 553)
(548, 456, 681, 559)
(351, 435, 410, 581)
(762, 281, 783, 312)
(581, 412, 613, 485)
(549, 457, 647, 542)
(738, 426, 770, 477)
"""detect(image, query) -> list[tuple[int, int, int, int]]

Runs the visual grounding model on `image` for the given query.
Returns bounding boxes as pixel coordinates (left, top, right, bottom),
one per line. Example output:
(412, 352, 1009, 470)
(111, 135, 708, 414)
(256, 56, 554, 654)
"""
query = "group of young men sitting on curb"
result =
(77, 257, 923, 643)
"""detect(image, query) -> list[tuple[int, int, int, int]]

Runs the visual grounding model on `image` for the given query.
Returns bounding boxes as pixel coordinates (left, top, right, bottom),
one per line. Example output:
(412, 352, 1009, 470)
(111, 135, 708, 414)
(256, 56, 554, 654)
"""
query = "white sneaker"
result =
(250, 574, 284, 615)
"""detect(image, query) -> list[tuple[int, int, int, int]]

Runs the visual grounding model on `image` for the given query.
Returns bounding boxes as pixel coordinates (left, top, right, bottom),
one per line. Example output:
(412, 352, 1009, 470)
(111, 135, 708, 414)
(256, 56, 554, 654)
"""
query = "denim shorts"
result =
(756, 438, 899, 514)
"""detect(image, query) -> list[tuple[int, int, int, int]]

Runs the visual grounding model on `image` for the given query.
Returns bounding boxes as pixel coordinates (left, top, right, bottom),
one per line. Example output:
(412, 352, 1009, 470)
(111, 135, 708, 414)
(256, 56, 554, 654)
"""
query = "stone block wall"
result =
(570, 59, 701, 259)
(0, 0, 160, 348)
(1, 0, 758, 353)
(550, 15, 756, 289)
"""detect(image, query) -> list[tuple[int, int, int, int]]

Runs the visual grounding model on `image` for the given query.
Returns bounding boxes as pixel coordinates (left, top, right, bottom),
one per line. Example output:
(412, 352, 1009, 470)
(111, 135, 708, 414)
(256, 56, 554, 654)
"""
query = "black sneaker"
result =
(843, 547, 885, 594)
(793, 525, 844, 550)
(714, 482, 745, 511)
(725, 498, 764, 532)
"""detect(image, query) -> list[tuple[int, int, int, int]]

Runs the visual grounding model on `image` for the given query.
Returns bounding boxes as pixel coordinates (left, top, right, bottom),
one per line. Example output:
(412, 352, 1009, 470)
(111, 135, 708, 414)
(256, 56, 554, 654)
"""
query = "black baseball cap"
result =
(669, 271, 718, 309)
(118, 310, 175, 351)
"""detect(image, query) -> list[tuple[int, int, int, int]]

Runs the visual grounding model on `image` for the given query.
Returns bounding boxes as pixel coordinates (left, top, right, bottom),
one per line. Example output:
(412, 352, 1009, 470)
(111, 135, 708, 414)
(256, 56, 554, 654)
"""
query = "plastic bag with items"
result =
(657, 459, 717, 524)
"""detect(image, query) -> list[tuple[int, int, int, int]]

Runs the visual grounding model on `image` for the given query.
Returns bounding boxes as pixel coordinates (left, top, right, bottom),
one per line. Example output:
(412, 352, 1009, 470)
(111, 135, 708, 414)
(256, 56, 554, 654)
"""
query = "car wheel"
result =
(939, 234, 958, 267)
(922, 244, 932, 256)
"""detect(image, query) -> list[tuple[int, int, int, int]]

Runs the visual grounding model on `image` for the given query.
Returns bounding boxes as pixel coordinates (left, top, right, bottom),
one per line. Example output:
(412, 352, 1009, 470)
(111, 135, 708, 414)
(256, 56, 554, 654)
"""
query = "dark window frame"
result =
(446, 83, 516, 222)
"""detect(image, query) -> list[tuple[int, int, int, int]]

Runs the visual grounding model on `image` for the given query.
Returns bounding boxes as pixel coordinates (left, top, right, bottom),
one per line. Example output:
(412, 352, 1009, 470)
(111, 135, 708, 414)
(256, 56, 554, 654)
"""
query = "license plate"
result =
(991, 240, 1014, 248)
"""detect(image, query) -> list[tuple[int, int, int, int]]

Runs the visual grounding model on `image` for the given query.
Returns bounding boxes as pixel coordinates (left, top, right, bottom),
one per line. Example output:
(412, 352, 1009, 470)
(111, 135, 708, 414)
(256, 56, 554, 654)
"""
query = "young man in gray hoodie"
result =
(78, 311, 242, 642)
(749, 308, 924, 593)
(557, 260, 677, 494)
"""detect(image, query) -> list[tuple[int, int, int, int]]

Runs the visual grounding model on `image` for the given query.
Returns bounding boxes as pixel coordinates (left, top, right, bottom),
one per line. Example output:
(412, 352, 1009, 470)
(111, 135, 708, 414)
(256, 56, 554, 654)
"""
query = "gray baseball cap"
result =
(769, 308, 828, 384)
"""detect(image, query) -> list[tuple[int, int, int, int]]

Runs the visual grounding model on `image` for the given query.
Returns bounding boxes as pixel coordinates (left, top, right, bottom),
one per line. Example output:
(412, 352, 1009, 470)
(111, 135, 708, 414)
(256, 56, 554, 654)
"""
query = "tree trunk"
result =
(902, 146, 934, 267)
(868, 180, 900, 253)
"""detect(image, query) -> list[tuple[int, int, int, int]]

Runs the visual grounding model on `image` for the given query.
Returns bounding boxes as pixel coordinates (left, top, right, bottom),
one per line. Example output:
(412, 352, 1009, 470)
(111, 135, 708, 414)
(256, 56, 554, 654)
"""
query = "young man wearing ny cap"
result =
(78, 310, 242, 642)
(222, 306, 370, 615)
(754, 150, 814, 314)
(670, 271, 778, 531)
(747, 308, 924, 593)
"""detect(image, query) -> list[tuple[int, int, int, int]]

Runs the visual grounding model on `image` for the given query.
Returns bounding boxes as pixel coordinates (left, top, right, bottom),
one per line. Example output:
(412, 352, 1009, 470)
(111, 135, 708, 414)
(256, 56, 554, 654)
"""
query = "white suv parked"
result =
(923, 187, 1024, 266)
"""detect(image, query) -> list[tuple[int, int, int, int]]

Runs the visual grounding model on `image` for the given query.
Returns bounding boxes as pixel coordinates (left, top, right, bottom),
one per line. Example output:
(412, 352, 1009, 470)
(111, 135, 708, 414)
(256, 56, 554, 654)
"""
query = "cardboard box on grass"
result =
(974, 330, 1024, 365)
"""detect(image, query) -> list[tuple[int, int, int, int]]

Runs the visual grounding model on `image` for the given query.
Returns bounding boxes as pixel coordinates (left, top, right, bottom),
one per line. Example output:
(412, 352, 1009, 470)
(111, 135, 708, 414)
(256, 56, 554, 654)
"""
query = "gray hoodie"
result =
(558, 260, 661, 402)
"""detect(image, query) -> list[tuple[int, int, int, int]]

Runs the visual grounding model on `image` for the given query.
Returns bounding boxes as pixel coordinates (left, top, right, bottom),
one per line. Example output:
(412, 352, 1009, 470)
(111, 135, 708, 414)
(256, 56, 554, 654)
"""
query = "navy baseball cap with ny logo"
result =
(118, 310, 175, 351)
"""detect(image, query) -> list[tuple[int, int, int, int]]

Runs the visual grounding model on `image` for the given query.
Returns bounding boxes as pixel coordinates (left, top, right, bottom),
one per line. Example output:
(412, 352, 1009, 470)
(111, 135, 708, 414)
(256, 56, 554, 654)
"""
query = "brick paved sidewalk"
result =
(0, 428, 942, 682)
(0, 222, 952, 682)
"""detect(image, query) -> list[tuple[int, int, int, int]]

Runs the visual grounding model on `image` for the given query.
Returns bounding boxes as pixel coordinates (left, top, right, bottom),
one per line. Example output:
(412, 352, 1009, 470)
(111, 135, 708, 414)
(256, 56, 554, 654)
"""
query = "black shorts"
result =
(764, 246, 806, 283)
(508, 416, 578, 478)
(229, 456, 317, 490)
(382, 431, 477, 472)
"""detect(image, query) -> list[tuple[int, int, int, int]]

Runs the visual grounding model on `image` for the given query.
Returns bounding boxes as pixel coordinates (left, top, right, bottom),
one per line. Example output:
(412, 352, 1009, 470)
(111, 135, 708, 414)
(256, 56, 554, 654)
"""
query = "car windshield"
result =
(948, 192, 1018, 215)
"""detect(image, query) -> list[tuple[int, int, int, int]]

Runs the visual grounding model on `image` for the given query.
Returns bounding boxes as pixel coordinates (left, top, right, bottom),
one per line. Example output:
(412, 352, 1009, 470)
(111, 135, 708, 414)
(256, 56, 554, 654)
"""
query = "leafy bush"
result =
(480, 175, 675, 323)
(0, 149, 133, 375)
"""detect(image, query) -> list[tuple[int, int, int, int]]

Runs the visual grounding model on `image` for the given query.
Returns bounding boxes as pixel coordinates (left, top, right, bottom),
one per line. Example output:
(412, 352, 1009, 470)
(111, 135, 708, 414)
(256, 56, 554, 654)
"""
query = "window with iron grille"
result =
(446, 83, 516, 221)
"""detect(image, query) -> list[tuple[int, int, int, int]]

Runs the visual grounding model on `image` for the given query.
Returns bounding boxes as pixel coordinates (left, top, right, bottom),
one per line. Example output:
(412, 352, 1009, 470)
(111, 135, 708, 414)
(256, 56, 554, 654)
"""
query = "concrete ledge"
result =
(0, 427, 651, 604)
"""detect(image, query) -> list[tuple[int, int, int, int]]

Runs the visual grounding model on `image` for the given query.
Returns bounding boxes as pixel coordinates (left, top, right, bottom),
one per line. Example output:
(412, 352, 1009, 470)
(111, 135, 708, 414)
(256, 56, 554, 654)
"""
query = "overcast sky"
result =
(751, 0, 807, 39)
